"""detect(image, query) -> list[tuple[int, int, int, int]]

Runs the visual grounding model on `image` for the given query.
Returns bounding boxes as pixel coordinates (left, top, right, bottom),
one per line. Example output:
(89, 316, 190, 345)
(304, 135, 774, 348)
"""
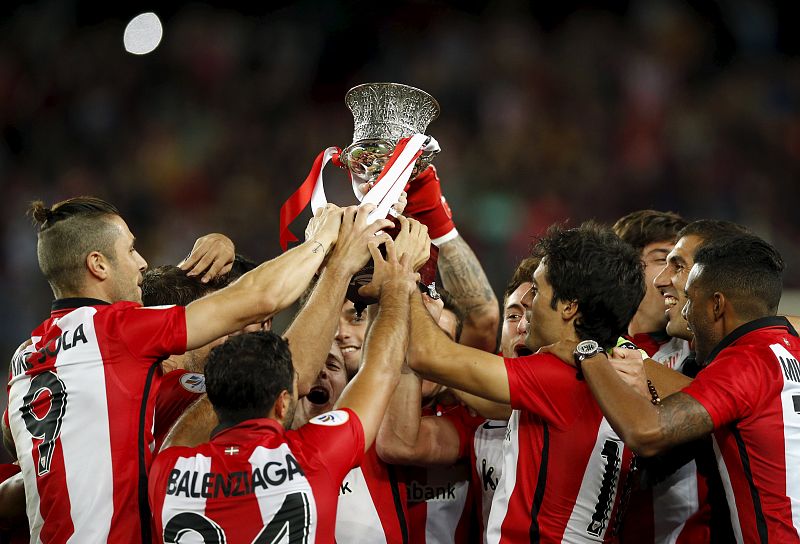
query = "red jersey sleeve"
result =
(504, 353, 582, 428)
(294, 408, 365, 483)
(681, 350, 765, 428)
(104, 303, 187, 360)
(153, 371, 206, 450)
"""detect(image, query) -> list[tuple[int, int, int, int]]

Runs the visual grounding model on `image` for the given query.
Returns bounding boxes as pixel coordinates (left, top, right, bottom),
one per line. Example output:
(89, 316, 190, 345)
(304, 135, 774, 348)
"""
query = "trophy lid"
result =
(345, 83, 440, 143)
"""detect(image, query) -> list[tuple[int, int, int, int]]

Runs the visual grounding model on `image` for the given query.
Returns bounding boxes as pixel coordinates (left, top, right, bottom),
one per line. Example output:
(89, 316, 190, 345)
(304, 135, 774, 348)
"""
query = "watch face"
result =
(576, 340, 600, 356)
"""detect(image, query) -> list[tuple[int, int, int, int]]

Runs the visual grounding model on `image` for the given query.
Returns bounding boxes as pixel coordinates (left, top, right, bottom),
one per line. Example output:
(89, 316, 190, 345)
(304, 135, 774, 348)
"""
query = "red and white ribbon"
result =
(279, 134, 439, 250)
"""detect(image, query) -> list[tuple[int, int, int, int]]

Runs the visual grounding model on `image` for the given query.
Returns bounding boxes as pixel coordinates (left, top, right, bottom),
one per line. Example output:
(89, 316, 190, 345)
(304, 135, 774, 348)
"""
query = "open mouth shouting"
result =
(306, 385, 332, 406)
(514, 342, 533, 357)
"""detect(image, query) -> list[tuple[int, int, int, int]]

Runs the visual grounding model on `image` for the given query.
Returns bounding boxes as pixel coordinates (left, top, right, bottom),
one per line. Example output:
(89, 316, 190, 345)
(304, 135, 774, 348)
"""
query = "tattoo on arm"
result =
(437, 236, 496, 314)
(658, 392, 714, 447)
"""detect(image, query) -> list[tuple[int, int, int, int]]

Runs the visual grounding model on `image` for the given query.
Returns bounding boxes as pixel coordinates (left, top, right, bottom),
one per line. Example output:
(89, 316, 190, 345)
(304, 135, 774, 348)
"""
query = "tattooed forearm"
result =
(437, 235, 499, 351)
(437, 236, 497, 311)
(658, 392, 714, 447)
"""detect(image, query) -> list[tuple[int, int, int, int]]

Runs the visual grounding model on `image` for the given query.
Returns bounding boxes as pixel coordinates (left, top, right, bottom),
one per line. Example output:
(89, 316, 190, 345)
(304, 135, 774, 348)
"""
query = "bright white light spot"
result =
(123, 12, 163, 55)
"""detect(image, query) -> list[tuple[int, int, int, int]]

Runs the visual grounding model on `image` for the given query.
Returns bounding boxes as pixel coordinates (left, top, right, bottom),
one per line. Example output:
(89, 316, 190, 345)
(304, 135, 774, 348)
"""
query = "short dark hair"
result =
(692, 234, 784, 317)
(613, 210, 687, 252)
(677, 220, 750, 244)
(30, 197, 122, 293)
(503, 256, 540, 303)
(533, 222, 645, 348)
(438, 287, 464, 342)
(141, 265, 229, 307)
(205, 332, 294, 423)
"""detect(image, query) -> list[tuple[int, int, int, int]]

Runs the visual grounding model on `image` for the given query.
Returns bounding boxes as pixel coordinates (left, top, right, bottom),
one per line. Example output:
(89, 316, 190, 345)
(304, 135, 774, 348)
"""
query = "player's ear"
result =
(712, 292, 726, 321)
(561, 299, 579, 321)
(274, 390, 291, 422)
(86, 251, 111, 281)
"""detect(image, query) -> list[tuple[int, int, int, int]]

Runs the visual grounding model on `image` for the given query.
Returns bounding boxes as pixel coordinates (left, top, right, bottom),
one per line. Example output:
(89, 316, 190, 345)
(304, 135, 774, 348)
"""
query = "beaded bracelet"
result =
(646, 379, 662, 406)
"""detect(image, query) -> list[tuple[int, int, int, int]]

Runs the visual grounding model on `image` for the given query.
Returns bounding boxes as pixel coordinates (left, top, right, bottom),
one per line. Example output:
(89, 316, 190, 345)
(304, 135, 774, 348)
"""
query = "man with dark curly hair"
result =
(407, 222, 646, 543)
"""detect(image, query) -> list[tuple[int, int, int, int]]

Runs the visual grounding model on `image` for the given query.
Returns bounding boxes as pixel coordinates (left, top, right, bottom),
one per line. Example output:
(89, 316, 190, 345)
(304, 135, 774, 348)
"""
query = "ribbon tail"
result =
(279, 150, 326, 251)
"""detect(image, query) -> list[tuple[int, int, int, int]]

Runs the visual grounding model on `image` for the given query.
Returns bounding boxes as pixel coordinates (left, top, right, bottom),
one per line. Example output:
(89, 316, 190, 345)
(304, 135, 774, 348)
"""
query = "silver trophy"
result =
(340, 82, 440, 184)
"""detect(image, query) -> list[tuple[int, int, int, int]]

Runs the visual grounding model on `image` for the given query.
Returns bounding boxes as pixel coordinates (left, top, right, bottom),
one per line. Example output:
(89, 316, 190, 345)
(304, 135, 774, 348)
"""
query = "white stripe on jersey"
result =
(8, 340, 44, 542)
(485, 410, 520, 544)
(249, 444, 316, 542)
(561, 418, 623, 542)
(650, 336, 699, 544)
(424, 478, 469, 543)
(652, 337, 692, 372)
(474, 420, 506, 535)
(652, 461, 698, 544)
(335, 466, 387, 543)
(161, 455, 213, 532)
(769, 344, 800, 538)
(712, 437, 745, 544)
(55, 308, 115, 543)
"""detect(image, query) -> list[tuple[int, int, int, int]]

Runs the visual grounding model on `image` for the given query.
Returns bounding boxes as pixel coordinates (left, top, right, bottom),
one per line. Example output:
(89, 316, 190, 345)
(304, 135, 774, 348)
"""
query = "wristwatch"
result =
(573, 339, 604, 377)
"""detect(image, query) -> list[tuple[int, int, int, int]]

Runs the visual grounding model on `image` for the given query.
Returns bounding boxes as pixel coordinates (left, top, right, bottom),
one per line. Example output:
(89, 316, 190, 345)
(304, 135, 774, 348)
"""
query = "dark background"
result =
(2, 0, 800, 367)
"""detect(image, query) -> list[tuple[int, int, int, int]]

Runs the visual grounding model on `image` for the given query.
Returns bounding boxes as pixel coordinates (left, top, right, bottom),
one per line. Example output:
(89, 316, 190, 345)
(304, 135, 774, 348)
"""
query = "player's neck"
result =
(54, 283, 113, 304)
(627, 312, 665, 337)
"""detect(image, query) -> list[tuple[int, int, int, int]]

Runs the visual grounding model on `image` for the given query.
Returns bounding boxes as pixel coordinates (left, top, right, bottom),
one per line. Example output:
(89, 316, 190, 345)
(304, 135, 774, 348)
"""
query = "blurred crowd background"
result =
(2, 0, 800, 366)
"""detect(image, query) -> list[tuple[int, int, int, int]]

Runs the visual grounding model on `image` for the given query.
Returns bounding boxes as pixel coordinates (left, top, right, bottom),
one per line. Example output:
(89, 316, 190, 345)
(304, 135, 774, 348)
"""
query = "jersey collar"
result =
(51, 297, 111, 313)
(211, 418, 285, 442)
(705, 316, 798, 364)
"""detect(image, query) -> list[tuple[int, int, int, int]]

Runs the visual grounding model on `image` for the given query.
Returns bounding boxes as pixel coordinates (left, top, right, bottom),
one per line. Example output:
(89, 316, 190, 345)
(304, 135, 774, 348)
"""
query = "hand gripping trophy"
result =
(279, 82, 456, 308)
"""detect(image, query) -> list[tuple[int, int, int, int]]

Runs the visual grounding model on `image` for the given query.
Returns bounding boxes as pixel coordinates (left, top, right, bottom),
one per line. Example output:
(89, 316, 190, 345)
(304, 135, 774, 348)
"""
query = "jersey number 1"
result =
(163, 491, 312, 543)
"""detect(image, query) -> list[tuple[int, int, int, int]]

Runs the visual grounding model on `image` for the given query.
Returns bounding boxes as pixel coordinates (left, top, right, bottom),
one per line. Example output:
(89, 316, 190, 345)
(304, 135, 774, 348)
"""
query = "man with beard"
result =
(567, 234, 800, 543)
(149, 238, 418, 543)
(4, 196, 346, 543)
(406, 223, 645, 543)
(653, 220, 749, 377)
(613, 210, 719, 544)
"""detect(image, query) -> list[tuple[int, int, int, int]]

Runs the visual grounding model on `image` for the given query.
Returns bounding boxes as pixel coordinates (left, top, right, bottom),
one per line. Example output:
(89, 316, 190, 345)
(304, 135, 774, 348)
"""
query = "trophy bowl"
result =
(340, 83, 441, 184)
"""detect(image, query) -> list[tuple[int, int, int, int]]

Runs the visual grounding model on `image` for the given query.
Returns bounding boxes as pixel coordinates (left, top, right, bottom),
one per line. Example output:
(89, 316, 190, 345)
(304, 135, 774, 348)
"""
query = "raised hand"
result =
(358, 239, 418, 301)
(304, 203, 344, 254)
(607, 347, 650, 399)
(393, 215, 431, 272)
(178, 233, 235, 283)
(327, 204, 393, 276)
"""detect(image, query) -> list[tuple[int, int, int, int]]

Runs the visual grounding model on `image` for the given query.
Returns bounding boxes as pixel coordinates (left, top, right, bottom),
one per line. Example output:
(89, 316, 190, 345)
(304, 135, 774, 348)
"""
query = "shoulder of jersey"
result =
(309, 410, 350, 426)
(179, 372, 206, 393)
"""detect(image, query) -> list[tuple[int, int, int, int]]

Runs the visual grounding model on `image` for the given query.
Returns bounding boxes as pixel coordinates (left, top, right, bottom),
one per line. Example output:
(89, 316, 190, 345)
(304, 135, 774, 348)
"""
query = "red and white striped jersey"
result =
(471, 419, 507, 541)
(683, 317, 800, 543)
(622, 332, 711, 544)
(629, 332, 692, 374)
(486, 353, 636, 543)
(150, 409, 364, 544)
(6, 298, 187, 543)
(406, 403, 480, 544)
(335, 444, 410, 543)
